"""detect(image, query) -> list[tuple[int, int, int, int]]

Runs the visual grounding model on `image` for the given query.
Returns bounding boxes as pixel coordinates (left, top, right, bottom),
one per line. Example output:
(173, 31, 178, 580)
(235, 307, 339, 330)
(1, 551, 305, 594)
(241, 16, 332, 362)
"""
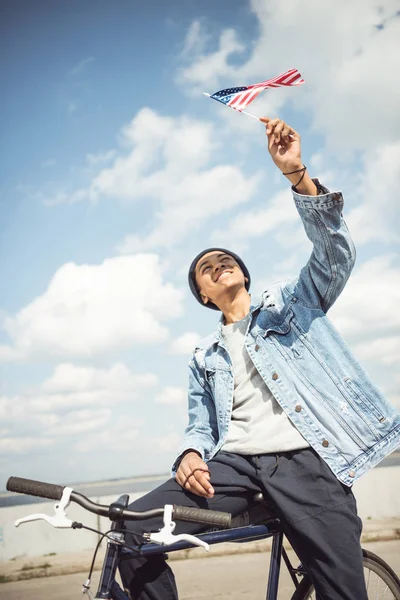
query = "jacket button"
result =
(254, 344, 260, 352)
(349, 470, 356, 478)
(295, 405, 302, 412)
(322, 439, 329, 447)
(272, 372, 279, 380)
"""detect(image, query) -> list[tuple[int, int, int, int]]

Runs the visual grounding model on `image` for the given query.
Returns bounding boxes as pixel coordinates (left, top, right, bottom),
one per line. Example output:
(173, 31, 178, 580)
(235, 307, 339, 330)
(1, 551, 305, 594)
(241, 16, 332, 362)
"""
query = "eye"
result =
(203, 266, 211, 273)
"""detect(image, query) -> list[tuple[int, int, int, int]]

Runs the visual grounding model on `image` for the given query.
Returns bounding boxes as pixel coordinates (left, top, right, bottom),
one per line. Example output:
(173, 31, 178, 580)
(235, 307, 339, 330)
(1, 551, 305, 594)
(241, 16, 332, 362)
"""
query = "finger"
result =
(281, 124, 293, 141)
(267, 132, 277, 153)
(265, 118, 280, 136)
(176, 461, 203, 487)
(259, 116, 271, 125)
(180, 456, 209, 475)
(178, 458, 213, 495)
(273, 121, 286, 143)
(182, 469, 214, 497)
(180, 466, 209, 488)
(184, 478, 207, 497)
(185, 474, 211, 498)
(178, 469, 203, 495)
(192, 468, 213, 487)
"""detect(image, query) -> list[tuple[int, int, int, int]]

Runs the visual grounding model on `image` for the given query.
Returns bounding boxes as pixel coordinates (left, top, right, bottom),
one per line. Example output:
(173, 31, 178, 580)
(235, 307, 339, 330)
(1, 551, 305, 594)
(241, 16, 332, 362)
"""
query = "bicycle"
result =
(6, 476, 400, 599)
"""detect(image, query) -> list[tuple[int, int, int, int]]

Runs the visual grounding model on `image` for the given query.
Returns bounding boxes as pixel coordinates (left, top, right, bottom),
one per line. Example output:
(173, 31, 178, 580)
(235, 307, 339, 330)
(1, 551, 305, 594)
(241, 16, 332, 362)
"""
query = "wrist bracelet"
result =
(293, 168, 307, 190)
(283, 165, 306, 176)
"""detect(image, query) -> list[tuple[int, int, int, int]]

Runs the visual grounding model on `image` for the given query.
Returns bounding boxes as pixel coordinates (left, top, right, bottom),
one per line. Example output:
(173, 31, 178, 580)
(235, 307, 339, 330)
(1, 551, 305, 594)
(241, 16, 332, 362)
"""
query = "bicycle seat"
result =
(230, 494, 278, 528)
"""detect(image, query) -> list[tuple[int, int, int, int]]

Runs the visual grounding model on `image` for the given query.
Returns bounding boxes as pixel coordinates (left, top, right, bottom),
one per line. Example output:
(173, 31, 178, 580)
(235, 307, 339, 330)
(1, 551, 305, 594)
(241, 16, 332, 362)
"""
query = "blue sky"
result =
(1, 0, 399, 489)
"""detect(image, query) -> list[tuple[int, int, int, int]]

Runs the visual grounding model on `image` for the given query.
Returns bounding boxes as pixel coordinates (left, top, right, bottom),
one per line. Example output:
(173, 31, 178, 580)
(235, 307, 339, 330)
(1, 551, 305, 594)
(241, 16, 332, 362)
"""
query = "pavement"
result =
(0, 517, 399, 584)
(1, 540, 399, 600)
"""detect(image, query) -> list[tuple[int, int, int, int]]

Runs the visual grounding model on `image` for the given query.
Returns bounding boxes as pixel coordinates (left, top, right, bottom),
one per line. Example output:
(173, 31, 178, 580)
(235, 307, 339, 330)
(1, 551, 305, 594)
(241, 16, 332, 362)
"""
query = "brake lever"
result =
(144, 504, 209, 551)
(14, 487, 74, 529)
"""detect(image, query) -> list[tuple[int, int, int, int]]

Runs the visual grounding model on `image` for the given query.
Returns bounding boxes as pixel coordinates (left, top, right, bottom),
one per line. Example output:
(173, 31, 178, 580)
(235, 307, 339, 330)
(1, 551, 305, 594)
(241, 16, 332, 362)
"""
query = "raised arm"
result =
(260, 116, 318, 196)
(261, 117, 356, 312)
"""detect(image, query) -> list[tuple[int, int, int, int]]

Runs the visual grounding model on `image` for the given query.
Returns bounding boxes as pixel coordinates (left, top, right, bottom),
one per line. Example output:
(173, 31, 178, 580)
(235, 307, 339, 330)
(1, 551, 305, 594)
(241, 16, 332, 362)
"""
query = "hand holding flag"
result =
(261, 117, 302, 174)
(204, 70, 315, 193)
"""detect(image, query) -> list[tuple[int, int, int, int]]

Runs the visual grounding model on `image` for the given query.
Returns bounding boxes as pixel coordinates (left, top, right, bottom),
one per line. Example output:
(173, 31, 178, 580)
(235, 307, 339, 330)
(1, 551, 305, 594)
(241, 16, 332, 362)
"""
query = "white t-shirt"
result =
(221, 314, 309, 454)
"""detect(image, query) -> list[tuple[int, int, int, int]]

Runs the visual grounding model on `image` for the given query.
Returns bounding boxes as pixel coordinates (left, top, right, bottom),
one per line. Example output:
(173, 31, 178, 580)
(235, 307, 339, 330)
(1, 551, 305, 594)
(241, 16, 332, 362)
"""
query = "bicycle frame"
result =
(94, 495, 305, 600)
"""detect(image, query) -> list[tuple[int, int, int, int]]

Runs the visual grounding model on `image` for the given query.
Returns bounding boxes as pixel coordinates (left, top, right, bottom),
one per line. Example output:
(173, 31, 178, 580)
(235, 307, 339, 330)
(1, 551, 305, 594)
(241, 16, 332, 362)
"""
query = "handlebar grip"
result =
(6, 477, 66, 501)
(173, 505, 231, 528)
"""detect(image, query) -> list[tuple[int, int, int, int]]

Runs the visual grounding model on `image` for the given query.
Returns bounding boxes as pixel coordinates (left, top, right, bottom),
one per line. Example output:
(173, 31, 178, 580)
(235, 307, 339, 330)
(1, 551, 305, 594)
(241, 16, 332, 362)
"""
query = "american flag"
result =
(210, 68, 304, 111)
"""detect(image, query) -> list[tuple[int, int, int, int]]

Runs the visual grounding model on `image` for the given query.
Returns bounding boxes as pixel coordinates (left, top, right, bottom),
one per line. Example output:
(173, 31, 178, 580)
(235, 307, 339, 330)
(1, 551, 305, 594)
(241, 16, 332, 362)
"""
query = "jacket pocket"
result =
(344, 377, 386, 423)
(261, 311, 305, 361)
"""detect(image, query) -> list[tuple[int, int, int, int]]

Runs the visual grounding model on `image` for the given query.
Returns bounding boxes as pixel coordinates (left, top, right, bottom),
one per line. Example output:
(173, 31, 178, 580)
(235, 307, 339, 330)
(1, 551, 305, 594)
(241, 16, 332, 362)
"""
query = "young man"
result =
(120, 118, 400, 600)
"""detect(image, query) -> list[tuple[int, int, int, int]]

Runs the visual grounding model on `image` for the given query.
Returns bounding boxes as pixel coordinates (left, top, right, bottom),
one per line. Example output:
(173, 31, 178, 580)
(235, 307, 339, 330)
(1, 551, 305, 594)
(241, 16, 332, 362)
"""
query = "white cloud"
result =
(42, 362, 157, 394)
(98, 109, 261, 251)
(155, 386, 186, 405)
(117, 165, 260, 253)
(73, 415, 144, 454)
(154, 432, 182, 453)
(0, 362, 158, 459)
(353, 336, 400, 367)
(177, 0, 400, 151)
(38, 408, 112, 436)
(329, 254, 400, 344)
(88, 109, 220, 203)
(328, 254, 400, 407)
(0, 437, 54, 455)
(0, 363, 157, 419)
(40, 108, 261, 250)
(169, 332, 202, 355)
(177, 28, 245, 93)
(210, 189, 298, 248)
(86, 150, 116, 166)
(180, 20, 208, 57)
(346, 141, 400, 245)
(0, 254, 183, 363)
(67, 56, 95, 78)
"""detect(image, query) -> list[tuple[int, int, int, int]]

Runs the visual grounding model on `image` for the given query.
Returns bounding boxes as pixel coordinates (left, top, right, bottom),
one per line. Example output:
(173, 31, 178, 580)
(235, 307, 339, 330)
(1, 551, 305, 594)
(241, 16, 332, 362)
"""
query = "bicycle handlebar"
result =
(6, 476, 232, 528)
(7, 476, 65, 501)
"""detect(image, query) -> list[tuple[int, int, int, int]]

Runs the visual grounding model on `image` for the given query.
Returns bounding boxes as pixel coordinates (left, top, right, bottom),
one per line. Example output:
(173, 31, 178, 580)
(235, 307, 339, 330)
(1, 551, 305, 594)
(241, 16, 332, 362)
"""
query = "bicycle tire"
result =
(291, 549, 400, 600)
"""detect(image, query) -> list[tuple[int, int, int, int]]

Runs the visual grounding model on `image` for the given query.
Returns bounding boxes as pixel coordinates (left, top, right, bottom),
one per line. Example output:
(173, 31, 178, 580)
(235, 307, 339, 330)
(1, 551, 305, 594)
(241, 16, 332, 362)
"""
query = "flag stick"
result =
(202, 92, 260, 121)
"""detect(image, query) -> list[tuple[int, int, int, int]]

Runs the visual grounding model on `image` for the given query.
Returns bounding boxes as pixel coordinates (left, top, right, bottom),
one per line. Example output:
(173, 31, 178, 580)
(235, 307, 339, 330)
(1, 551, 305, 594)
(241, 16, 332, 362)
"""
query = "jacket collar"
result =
(205, 296, 263, 349)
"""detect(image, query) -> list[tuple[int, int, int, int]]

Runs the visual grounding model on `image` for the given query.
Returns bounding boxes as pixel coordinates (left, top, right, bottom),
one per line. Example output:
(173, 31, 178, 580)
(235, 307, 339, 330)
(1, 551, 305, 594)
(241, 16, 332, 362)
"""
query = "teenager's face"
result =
(194, 251, 248, 306)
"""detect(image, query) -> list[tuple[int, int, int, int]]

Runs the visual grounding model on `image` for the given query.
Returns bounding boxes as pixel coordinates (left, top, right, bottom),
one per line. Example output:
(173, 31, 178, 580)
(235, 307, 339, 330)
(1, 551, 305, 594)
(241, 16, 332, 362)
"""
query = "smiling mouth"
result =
(216, 270, 233, 282)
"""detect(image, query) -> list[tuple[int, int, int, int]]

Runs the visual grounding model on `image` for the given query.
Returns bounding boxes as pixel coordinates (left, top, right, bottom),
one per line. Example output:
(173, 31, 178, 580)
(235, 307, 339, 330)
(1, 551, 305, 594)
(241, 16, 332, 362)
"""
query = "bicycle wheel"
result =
(291, 549, 400, 599)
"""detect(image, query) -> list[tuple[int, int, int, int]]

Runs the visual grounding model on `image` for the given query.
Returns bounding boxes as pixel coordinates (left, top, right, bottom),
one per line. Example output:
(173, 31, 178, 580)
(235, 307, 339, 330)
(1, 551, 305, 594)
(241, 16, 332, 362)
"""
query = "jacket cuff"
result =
(171, 446, 204, 475)
(293, 178, 343, 209)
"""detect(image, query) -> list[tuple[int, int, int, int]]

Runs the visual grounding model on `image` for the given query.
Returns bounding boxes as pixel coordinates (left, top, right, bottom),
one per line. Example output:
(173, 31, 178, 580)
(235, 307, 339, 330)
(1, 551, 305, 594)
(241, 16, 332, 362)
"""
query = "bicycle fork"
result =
(82, 494, 131, 600)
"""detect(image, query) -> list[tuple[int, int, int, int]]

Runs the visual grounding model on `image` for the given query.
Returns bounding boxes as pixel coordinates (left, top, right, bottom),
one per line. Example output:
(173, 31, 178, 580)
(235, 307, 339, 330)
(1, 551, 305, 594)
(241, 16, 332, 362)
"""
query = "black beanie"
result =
(188, 247, 251, 311)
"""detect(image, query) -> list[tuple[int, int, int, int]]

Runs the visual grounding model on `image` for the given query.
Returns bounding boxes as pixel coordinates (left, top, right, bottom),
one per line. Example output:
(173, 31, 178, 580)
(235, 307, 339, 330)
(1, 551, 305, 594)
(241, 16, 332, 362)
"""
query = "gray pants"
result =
(119, 448, 367, 600)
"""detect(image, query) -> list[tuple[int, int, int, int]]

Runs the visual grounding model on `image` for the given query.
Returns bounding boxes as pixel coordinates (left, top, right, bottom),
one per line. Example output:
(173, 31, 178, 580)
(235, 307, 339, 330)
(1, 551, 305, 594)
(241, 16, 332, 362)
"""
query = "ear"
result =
(244, 277, 249, 283)
(200, 293, 209, 305)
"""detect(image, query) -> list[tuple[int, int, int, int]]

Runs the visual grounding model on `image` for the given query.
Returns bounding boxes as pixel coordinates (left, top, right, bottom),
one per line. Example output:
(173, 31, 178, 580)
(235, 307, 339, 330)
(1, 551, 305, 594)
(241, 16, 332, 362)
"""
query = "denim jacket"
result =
(174, 184, 400, 486)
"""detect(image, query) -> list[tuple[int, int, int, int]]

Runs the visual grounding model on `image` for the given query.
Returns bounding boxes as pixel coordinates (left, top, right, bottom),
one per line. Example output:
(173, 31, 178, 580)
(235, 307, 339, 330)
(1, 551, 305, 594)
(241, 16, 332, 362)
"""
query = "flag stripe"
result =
(209, 69, 304, 111)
